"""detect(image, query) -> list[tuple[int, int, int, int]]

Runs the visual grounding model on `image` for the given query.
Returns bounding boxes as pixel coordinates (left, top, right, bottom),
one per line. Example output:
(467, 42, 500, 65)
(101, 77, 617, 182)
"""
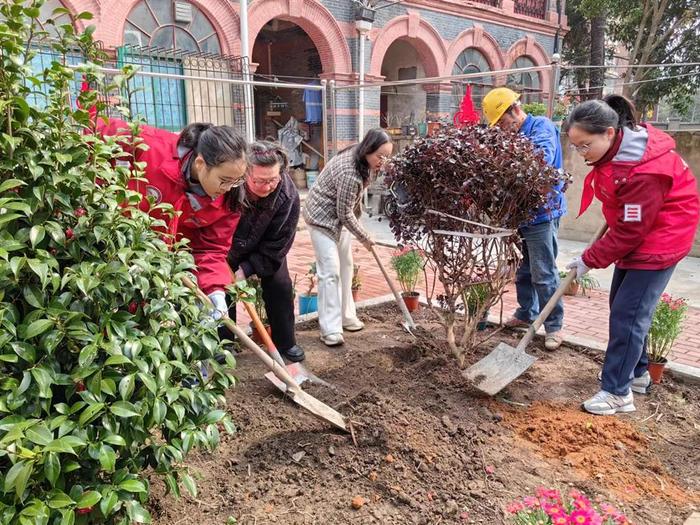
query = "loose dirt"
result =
(149, 304, 700, 524)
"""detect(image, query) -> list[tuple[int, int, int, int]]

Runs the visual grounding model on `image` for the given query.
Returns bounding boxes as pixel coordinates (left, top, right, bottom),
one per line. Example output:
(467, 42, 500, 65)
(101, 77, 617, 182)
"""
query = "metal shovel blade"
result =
(462, 342, 537, 396)
(264, 363, 310, 391)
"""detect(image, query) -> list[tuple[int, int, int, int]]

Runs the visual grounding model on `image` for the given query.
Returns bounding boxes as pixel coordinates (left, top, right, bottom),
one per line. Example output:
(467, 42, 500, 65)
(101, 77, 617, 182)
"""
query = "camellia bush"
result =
(0, 2, 236, 524)
(384, 125, 568, 364)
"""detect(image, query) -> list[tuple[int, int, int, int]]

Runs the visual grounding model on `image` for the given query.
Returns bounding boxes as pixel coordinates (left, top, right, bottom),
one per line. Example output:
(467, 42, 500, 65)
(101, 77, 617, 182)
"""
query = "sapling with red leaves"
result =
(384, 125, 568, 364)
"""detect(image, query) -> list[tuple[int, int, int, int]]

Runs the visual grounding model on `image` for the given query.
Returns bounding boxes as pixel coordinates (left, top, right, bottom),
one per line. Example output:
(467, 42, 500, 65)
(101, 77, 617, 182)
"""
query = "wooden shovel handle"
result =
(180, 276, 299, 392)
(369, 245, 416, 329)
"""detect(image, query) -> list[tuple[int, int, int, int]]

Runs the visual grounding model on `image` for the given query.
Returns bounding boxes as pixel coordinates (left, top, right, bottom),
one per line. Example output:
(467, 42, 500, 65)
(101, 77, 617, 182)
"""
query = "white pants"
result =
(308, 226, 357, 336)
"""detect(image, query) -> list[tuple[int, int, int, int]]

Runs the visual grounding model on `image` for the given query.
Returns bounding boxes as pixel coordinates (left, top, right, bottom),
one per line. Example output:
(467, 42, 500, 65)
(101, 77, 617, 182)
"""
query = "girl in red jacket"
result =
(565, 95, 699, 415)
(100, 119, 248, 319)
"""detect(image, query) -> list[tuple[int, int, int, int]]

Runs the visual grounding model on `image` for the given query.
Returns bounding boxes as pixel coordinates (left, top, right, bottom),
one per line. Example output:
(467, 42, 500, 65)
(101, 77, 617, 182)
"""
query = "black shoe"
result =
(280, 344, 305, 363)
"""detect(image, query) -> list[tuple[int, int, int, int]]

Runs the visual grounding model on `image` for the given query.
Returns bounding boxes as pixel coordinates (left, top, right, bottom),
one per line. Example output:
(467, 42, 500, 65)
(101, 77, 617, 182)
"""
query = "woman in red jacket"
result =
(565, 95, 699, 416)
(100, 119, 248, 319)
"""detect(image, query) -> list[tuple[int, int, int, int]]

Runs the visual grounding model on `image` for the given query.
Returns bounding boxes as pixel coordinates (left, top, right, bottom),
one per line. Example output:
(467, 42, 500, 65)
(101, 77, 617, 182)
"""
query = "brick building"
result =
(42, 0, 566, 154)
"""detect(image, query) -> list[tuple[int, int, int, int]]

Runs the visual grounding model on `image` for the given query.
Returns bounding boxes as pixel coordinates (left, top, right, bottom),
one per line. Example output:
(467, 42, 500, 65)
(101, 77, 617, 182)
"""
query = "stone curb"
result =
(294, 295, 700, 384)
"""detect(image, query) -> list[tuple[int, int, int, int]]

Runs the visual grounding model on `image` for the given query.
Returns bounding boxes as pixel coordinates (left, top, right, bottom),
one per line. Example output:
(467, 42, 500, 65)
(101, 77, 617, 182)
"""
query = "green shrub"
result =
(0, 2, 236, 524)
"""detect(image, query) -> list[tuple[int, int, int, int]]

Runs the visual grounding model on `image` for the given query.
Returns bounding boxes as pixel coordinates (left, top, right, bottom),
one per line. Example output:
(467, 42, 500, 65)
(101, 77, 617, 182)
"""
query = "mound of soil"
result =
(149, 304, 700, 524)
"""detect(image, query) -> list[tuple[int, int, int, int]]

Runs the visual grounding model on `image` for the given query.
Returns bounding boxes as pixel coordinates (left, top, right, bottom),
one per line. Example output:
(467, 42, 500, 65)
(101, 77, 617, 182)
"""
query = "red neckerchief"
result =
(578, 129, 623, 216)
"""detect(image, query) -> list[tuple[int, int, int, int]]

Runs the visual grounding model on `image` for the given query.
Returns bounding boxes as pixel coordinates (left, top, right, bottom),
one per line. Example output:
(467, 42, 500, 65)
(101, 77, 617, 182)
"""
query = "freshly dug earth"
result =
(150, 305, 700, 524)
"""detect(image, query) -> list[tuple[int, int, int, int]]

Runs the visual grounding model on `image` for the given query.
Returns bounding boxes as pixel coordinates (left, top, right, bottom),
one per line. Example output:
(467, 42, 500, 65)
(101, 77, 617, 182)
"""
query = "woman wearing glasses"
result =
(565, 95, 699, 416)
(98, 119, 248, 320)
(304, 129, 393, 347)
(226, 141, 304, 362)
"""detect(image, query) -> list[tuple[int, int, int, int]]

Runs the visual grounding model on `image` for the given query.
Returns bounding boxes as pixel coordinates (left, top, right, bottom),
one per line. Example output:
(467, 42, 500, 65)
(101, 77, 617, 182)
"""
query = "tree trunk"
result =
(588, 14, 606, 100)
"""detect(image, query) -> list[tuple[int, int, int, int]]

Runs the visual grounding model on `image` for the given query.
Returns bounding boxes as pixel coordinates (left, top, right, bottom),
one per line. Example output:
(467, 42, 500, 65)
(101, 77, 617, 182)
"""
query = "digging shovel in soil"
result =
(242, 301, 334, 390)
(182, 277, 347, 432)
(463, 223, 607, 396)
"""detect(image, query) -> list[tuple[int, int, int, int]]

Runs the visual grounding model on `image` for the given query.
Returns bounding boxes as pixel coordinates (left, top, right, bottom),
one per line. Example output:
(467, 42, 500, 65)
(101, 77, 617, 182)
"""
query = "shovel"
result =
(242, 301, 333, 390)
(182, 277, 347, 432)
(463, 223, 607, 396)
(369, 245, 416, 332)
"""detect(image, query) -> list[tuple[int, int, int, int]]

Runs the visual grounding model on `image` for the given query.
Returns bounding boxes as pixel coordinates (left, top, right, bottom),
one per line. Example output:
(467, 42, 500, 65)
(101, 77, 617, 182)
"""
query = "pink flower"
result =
(552, 516, 568, 525)
(506, 501, 525, 514)
(523, 496, 540, 508)
(543, 503, 566, 517)
(536, 487, 562, 502)
(568, 508, 603, 525)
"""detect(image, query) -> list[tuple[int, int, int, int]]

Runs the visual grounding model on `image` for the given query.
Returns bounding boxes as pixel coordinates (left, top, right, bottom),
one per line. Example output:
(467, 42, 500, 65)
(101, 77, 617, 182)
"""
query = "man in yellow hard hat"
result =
(482, 87, 567, 350)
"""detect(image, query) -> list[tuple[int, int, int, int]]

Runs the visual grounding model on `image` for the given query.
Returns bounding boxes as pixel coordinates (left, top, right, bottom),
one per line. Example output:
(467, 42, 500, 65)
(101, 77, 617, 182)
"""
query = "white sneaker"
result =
(544, 331, 563, 351)
(342, 319, 365, 332)
(320, 333, 345, 346)
(582, 390, 635, 415)
(597, 370, 652, 395)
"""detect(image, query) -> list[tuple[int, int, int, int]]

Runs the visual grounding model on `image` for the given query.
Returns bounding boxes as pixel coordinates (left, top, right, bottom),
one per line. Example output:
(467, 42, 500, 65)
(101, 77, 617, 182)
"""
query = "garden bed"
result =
(150, 304, 700, 524)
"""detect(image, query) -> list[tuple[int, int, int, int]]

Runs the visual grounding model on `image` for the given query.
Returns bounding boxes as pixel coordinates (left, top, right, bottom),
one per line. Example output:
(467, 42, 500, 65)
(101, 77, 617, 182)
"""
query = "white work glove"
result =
(234, 268, 247, 282)
(207, 291, 228, 320)
(566, 256, 590, 279)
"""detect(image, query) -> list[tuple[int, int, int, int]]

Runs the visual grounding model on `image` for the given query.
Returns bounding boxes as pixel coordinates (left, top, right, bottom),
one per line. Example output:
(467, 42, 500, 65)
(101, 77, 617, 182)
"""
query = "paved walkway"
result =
(278, 228, 700, 371)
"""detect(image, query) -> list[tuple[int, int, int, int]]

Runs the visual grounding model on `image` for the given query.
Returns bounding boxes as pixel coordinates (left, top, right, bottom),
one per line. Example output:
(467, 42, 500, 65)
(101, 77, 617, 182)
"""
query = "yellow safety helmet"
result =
(482, 87, 521, 126)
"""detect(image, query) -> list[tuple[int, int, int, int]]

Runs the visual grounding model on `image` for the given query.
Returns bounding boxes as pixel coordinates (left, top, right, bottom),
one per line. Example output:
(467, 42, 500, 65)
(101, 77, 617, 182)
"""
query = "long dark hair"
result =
(177, 123, 248, 210)
(564, 95, 637, 134)
(340, 128, 392, 182)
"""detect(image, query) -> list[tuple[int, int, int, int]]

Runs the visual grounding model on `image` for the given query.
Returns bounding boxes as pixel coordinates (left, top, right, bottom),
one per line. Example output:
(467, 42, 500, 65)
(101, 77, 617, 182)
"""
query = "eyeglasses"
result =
(569, 142, 591, 154)
(248, 176, 281, 188)
(219, 177, 246, 191)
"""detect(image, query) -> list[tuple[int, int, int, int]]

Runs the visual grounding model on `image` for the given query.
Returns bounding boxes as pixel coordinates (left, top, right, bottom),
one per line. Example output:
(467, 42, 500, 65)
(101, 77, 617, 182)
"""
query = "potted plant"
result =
(390, 246, 424, 312)
(559, 270, 600, 297)
(352, 264, 362, 302)
(647, 293, 688, 383)
(298, 263, 318, 315)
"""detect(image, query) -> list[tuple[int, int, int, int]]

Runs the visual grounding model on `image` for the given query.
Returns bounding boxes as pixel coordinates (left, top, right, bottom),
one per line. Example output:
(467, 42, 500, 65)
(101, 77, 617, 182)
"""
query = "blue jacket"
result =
(520, 114, 567, 225)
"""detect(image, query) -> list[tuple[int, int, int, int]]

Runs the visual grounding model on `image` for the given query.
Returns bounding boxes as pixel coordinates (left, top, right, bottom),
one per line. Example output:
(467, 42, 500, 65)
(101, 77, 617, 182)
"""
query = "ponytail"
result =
(249, 140, 290, 174)
(565, 95, 638, 135)
(602, 94, 637, 129)
(177, 123, 213, 151)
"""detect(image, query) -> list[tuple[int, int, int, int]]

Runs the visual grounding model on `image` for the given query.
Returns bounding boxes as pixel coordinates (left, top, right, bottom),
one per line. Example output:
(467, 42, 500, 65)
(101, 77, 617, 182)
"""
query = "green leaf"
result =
(24, 319, 54, 339)
(77, 490, 101, 509)
(27, 259, 49, 288)
(104, 354, 131, 366)
(137, 372, 156, 394)
(22, 285, 44, 309)
(25, 423, 52, 446)
(103, 434, 126, 447)
(0, 179, 25, 193)
(59, 510, 75, 525)
(118, 374, 134, 400)
(99, 444, 116, 472)
(110, 401, 139, 418)
(99, 490, 119, 516)
(44, 438, 76, 455)
(118, 479, 146, 493)
(30, 367, 53, 398)
(47, 490, 74, 509)
(78, 402, 104, 427)
(181, 473, 197, 498)
(44, 452, 60, 487)
(29, 225, 45, 249)
(78, 344, 97, 368)
(126, 501, 151, 523)
(203, 410, 226, 425)
(4, 460, 33, 500)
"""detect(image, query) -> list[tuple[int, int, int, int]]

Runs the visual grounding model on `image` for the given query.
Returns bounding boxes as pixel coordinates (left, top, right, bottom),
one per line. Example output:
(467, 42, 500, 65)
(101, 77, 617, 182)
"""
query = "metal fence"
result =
(27, 43, 250, 138)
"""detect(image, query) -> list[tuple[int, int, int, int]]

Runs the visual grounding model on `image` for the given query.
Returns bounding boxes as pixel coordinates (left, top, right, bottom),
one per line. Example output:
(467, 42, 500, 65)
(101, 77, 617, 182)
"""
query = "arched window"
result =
(507, 56, 541, 103)
(124, 0, 221, 54)
(451, 48, 492, 112)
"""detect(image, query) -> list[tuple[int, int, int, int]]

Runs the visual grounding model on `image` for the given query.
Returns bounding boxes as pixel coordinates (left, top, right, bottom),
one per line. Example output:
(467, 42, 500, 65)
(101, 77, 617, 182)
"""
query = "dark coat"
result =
(228, 172, 300, 278)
